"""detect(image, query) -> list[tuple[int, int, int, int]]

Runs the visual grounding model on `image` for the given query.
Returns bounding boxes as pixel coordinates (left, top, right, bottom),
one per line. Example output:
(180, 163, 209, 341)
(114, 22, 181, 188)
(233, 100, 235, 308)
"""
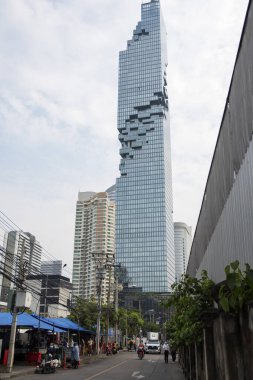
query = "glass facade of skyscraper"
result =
(116, 0, 175, 292)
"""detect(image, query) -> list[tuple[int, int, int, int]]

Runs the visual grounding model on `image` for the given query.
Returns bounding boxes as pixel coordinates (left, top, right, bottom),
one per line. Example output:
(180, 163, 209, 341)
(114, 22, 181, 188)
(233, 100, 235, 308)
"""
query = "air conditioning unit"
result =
(15, 291, 32, 308)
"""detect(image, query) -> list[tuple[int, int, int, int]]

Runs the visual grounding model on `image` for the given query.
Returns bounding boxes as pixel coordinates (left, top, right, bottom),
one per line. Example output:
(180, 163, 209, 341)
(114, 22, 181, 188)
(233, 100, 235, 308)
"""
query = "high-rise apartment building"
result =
(116, 0, 174, 292)
(0, 231, 42, 310)
(174, 223, 192, 282)
(72, 192, 115, 303)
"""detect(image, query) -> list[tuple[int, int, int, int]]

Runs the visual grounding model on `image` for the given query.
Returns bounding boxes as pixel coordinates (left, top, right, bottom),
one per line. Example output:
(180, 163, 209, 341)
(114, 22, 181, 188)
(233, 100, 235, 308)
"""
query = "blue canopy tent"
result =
(47, 318, 95, 334)
(0, 313, 64, 332)
(31, 315, 95, 335)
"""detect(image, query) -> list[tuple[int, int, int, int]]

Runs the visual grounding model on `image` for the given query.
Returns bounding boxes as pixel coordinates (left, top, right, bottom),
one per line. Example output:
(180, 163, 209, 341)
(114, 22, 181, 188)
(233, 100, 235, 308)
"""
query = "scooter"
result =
(35, 353, 60, 374)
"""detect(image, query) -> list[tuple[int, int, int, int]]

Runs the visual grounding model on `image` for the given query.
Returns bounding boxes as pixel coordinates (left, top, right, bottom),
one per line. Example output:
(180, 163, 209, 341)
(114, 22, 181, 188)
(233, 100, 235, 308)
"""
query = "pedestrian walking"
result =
(171, 346, 177, 362)
(71, 342, 80, 369)
(88, 338, 93, 356)
(163, 341, 170, 364)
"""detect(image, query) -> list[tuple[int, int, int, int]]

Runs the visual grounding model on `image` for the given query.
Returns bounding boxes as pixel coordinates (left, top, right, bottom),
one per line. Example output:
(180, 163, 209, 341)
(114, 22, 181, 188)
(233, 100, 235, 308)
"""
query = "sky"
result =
(0, 0, 249, 274)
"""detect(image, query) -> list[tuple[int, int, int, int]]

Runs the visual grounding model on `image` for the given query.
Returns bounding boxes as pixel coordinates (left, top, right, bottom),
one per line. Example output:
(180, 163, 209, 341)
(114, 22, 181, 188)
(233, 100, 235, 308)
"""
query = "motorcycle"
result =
(137, 349, 144, 360)
(106, 345, 112, 355)
(35, 353, 61, 374)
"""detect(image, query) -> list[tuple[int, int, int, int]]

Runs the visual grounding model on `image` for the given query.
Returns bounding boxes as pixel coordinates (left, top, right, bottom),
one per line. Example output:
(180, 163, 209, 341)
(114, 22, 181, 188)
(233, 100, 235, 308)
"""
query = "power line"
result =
(0, 215, 84, 328)
(0, 211, 72, 277)
(0, 211, 73, 276)
(0, 210, 75, 314)
(0, 248, 72, 306)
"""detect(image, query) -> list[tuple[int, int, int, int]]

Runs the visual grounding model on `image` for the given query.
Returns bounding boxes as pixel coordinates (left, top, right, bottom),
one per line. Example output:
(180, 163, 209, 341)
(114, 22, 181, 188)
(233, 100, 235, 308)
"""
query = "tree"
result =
(116, 308, 144, 338)
(69, 297, 119, 334)
(127, 310, 144, 337)
(142, 321, 160, 334)
(117, 308, 127, 333)
(163, 271, 214, 347)
(69, 298, 98, 330)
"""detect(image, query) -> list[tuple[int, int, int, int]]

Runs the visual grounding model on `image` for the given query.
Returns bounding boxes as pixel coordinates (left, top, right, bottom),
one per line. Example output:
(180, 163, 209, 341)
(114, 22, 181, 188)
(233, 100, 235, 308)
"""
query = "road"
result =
(25, 351, 184, 380)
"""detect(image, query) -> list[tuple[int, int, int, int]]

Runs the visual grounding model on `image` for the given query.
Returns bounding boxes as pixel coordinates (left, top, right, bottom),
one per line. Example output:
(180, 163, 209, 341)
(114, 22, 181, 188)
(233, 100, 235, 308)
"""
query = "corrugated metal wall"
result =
(187, 0, 253, 280)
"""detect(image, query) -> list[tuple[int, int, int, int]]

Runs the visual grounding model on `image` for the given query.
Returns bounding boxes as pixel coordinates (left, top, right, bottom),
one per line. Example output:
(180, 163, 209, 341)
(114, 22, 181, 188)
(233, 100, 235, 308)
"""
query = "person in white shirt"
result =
(163, 341, 170, 364)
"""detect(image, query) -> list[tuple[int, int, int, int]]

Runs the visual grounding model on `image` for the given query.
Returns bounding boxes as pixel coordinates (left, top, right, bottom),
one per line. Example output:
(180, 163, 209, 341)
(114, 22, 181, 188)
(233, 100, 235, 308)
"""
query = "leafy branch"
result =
(164, 271, 214, 347)
(218, 261, 253, 314)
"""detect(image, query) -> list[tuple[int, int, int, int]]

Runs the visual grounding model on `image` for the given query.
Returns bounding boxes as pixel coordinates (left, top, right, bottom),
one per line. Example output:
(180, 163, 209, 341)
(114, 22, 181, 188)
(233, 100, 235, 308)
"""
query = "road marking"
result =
(84, 360, 129, 380)
(132, 371, 145, 379)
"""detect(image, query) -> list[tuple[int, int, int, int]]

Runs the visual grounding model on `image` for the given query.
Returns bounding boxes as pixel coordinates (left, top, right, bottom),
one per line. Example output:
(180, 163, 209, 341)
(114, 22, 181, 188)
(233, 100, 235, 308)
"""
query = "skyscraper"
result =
(116, 0, 174, 292)
(105, 184, 116, 203)
(174, 222, 192, 282)
(72, 192, 115, 303)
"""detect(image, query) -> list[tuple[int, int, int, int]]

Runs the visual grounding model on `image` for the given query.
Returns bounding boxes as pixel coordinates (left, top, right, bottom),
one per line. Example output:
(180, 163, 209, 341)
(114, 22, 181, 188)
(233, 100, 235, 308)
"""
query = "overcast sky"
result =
(0, 0, 249, 273)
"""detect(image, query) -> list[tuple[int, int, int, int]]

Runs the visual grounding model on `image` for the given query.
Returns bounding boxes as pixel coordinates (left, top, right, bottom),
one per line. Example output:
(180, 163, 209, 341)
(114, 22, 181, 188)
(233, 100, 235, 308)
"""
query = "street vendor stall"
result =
(0, 312, 64, 364)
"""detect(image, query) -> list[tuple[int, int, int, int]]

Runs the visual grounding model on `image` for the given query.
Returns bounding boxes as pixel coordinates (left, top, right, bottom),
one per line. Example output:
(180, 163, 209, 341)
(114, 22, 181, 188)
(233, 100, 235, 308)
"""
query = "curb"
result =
(0, 367, 35, 380)
(0, 355, 109, 379)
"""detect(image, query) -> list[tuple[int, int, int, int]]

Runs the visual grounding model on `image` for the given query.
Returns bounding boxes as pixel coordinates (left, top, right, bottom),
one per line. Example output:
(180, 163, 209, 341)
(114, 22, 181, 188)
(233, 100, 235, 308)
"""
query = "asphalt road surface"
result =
(25, 351, 184, 380)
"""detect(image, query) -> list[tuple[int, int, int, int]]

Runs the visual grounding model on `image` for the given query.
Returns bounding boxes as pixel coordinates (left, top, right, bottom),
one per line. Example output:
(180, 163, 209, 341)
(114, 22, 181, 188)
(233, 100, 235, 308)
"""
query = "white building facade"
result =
(72, 192, 115, 304)
(174, 223, 192, 282)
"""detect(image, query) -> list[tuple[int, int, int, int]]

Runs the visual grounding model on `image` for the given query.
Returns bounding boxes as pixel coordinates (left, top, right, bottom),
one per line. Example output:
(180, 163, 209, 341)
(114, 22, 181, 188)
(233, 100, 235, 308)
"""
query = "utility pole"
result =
(6, 239, 27, 373)
(95, 261, 106, 355)
(6, 294, 17, 373)
(94, 253, 116, 353)
(125, 309, 128, 348)
(105, 260, 120, 345)
(44, 274, 48, 316)
(114, 273, 119, 344)
(106, 265, 112, 345)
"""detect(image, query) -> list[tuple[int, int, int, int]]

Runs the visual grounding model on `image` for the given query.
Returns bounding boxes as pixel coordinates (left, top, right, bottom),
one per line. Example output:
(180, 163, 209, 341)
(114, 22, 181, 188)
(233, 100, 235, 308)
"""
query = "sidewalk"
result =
(0, 354, 107, 379)
(0, 365, 35, 380)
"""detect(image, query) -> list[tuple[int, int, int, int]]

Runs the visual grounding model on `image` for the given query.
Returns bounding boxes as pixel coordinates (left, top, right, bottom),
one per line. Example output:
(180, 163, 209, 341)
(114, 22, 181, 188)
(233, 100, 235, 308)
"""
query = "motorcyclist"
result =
(106, 343, 112, 355)
(137, 340, 145, 358)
